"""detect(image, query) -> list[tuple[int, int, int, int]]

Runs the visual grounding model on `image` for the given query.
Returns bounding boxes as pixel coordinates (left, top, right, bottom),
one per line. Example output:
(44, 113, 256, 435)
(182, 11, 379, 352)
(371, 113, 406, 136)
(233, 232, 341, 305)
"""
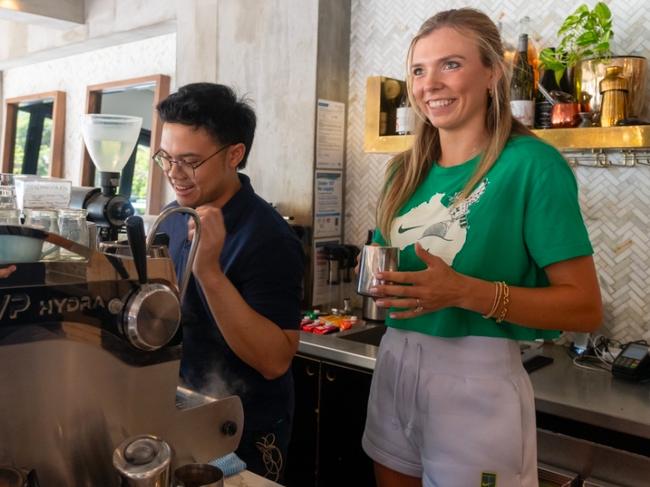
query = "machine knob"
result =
(122, 284, 181, 351)
(221, 420, 238, 437)
(113, 434, 172, 485)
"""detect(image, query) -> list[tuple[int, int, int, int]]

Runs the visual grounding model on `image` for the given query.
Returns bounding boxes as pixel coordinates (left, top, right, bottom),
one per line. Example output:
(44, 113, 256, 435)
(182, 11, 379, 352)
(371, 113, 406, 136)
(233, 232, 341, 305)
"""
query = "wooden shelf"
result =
(364, 76, 650, 154)
(364, 76, 413, 153)
(531, 125, 650, 150)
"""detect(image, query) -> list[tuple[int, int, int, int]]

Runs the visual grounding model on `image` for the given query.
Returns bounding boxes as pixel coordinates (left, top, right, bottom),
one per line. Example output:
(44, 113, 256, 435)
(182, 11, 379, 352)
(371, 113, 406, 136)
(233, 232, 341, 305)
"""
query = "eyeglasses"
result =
(152, 145, 231, 178)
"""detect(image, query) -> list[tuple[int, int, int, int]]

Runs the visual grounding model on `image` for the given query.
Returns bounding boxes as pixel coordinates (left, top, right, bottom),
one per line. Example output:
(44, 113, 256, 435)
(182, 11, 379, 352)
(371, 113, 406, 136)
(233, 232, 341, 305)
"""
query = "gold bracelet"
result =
(482, 281, 502, 319)
(496, 282, 510, 323)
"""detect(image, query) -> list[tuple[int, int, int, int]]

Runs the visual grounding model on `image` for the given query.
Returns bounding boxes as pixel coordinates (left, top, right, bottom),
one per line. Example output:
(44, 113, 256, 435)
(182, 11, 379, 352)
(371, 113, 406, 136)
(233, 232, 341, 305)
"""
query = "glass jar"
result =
(0, 208, 21, 225)
(25, 209, 60, 260)
(0, 173, 17, 209)
(57, 208, 89, 260)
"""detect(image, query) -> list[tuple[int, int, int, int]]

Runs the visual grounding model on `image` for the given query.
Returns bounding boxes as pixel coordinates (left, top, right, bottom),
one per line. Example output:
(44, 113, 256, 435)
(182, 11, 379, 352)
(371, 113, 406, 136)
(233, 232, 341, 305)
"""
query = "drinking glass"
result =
(0, 174, 17, 209)
(57, 208, 89, 260)
(25, 209, 60, 260)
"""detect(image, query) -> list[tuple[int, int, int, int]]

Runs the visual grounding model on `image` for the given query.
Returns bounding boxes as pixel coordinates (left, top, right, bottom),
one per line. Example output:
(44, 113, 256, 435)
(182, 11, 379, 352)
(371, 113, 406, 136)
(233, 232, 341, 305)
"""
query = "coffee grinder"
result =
(70, 114, 143, 242)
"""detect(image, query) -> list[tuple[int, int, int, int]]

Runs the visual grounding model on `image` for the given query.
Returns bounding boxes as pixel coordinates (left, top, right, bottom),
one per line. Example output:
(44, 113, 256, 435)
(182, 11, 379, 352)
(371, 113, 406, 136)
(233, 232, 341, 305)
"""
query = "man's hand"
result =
(0, 265, 16, 279)
(188, 205, 226, 281)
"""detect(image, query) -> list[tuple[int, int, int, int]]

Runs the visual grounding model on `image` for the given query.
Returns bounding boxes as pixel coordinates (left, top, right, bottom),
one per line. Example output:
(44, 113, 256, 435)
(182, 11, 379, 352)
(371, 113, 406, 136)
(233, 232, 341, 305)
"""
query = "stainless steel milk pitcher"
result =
(357, 245, 399, 297)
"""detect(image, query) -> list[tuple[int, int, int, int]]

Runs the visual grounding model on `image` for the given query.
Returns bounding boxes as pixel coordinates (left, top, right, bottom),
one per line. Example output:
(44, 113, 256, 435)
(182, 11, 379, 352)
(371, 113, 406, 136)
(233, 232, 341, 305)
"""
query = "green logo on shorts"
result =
(481, 472, 497, 487)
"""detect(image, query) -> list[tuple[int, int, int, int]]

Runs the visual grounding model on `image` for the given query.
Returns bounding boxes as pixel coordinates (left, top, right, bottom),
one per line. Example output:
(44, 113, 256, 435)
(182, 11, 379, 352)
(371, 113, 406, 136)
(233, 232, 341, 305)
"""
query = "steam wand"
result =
(145, 207, 201, 303)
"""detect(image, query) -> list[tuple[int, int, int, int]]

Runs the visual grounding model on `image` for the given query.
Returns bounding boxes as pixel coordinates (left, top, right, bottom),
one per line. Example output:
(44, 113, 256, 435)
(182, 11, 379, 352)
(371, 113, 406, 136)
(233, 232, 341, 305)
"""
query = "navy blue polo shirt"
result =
(158, 173, 304, 428)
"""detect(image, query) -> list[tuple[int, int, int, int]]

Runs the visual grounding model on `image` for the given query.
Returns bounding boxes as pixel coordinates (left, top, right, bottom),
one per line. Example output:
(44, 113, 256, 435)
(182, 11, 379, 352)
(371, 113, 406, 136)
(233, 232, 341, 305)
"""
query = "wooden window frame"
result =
(80, 74, 170, 214)
(2, 91, 66, 177)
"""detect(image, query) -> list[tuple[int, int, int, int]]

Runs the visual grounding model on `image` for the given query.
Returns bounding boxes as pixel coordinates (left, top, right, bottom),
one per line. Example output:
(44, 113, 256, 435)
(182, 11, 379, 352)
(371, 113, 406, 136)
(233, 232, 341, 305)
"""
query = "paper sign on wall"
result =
(314, 170, 342, 238)
(316, 99, 345, 169)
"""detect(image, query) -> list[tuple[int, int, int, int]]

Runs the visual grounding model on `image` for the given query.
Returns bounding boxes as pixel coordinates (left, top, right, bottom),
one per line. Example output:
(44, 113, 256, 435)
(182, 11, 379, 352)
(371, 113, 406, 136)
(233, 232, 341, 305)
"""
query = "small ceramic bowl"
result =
(0, 227, 46, 264)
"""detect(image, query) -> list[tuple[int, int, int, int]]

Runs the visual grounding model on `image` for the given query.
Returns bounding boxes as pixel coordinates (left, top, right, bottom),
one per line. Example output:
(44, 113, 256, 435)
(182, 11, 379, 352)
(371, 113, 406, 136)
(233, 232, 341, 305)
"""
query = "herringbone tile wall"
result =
(345, 0, 650, 342)
(576, 162, 650, 342)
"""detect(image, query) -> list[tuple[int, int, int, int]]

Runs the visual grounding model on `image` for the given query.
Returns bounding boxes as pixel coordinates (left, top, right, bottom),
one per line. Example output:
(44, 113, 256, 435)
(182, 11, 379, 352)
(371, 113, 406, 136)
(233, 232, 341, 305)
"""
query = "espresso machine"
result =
(0, 115, 244, 485)
(0, 213, 243, 485)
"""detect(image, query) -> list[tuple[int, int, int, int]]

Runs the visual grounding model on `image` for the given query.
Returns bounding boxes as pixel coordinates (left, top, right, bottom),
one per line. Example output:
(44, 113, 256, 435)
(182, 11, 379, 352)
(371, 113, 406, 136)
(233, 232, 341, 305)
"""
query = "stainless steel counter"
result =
(297, 325, 380, 370)
(531, 344, 650, 439)
(297, 326, 650, 439)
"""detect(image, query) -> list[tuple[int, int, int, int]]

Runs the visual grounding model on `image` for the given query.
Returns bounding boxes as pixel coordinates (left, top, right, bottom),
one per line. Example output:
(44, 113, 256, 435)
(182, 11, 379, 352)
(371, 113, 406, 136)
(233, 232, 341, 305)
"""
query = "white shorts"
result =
(362, 328, 538, 487)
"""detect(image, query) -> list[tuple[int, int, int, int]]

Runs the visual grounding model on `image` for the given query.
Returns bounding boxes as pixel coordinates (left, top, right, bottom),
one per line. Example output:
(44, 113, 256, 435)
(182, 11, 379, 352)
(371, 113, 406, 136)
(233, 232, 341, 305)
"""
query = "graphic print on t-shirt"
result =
(390, 180, 488, 265)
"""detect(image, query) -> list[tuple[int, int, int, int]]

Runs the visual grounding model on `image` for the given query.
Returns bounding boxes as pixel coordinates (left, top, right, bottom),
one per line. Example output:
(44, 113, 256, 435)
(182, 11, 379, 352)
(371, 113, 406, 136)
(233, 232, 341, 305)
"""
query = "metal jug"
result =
(173, 464, 224, 487)
(362, 295, 386, 322)
(113, 435, 172, 486)
(599, 65, 628, 127)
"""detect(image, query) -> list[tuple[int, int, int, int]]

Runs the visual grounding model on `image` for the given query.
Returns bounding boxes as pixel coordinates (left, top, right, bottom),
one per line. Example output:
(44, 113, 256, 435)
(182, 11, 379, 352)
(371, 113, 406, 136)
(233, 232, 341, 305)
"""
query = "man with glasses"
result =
(155, 83, 305, 481)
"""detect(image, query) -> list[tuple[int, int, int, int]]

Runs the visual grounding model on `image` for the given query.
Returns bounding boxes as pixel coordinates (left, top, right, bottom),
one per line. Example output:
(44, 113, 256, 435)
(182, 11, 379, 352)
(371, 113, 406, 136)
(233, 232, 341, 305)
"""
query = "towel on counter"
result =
(210, 452, 247, 477)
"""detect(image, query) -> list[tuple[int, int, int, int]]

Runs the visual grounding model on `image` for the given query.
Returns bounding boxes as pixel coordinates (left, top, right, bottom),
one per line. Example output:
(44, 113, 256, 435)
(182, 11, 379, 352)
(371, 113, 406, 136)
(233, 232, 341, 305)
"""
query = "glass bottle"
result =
(535, 63, 561, 129)
(518, 16, 540, 90)
(382, 79, 401, 135)
(395, 85, 415, 135)
(510, 34, 535, 128)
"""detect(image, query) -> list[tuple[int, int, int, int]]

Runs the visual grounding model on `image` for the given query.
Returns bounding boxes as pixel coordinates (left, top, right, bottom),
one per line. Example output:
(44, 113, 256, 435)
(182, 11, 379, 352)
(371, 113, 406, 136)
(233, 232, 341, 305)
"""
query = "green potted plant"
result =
(539, 2, 648, 118)
(539, 2, 613, 86)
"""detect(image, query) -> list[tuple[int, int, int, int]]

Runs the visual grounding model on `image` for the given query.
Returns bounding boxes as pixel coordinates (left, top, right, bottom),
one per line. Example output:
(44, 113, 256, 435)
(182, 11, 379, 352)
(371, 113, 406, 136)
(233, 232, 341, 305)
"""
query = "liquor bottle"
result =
(381, 79, 401, 135)
(518, 16, 539, 89)
(535, 49, 572, 129)
(510, 34, 535, 127)
(395, 88, 415, 135)
(535, 66, 560, 129)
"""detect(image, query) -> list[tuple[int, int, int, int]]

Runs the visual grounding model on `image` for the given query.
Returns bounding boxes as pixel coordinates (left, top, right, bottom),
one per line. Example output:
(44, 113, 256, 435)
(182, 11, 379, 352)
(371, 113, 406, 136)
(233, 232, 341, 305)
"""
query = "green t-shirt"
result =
(375, 135, 593, 341)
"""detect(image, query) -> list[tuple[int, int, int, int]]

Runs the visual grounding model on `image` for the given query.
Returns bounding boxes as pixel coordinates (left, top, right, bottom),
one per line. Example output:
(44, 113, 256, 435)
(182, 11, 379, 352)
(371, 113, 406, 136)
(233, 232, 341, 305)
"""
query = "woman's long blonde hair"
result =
(376, 8, 532, 241)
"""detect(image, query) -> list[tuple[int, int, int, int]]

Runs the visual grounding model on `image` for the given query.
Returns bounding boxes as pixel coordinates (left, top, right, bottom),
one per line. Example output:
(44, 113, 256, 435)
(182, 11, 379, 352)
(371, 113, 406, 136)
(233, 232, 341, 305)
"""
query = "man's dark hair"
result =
(156, 82, 256, 169)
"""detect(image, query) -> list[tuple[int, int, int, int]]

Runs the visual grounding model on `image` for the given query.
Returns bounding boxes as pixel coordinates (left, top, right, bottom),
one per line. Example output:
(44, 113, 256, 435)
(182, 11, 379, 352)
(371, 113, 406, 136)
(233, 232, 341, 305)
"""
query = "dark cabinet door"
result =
(285, 355, 320, 487)
(318, 361, 375, 487)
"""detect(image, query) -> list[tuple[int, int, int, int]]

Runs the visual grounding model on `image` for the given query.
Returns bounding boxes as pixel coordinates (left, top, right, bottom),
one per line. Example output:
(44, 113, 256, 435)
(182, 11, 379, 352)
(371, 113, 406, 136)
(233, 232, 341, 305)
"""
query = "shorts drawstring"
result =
(405, 343, 422, 437)
(391, 336, 408, 427)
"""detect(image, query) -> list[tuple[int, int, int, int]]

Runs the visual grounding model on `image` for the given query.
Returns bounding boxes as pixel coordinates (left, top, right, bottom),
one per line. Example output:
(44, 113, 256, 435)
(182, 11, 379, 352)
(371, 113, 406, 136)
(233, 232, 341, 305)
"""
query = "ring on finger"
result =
(415, 298, 423, 313)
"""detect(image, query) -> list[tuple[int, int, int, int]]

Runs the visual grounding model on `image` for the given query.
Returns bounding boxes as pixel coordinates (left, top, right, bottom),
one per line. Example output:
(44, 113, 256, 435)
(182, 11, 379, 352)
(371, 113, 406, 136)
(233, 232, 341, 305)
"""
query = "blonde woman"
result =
(363, 8, 602, 487)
